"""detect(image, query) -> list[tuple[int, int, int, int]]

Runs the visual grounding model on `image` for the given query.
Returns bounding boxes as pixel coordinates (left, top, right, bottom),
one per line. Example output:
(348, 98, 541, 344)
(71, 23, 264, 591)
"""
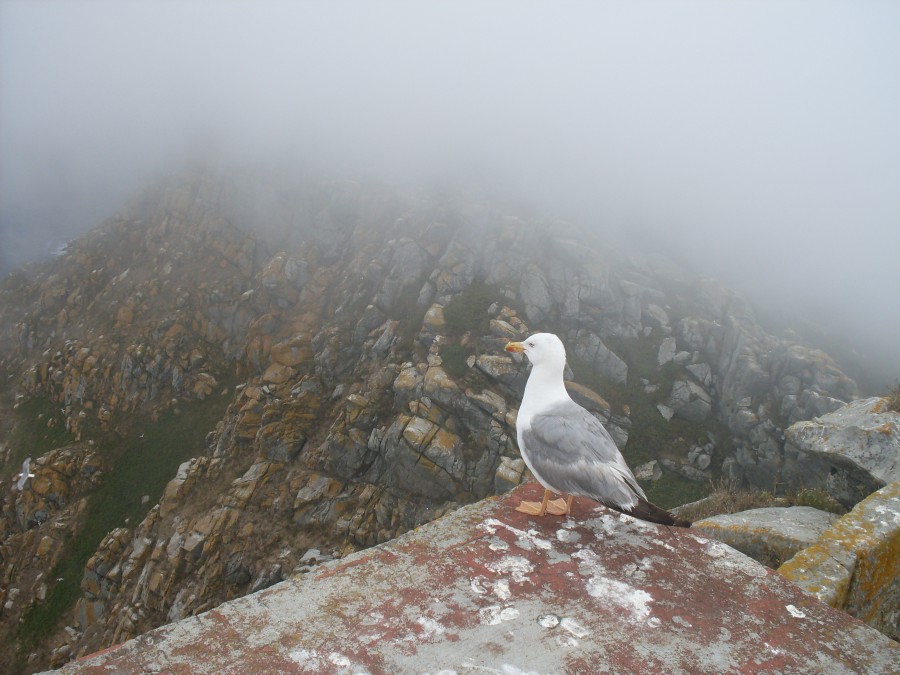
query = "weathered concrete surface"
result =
(779, 481, 900, 640)
(52, 483, 898, 674)
(694, 506, 839, 568)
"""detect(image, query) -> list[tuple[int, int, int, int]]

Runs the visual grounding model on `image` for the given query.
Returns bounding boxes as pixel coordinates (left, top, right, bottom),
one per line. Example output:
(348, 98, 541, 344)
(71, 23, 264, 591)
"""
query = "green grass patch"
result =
(441, 344, 470, 379)
(641, 472, 710, 510)
(15, 377, 236, 651)
(4, 396, 76, 481)
(791, 487, 845, 514)
(676, 480, 848, 523)
(443, 278, 501, 337)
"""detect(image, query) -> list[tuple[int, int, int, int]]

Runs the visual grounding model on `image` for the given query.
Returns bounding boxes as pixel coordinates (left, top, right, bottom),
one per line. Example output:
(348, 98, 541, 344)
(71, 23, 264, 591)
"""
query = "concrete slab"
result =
(51, 483, 898, 674)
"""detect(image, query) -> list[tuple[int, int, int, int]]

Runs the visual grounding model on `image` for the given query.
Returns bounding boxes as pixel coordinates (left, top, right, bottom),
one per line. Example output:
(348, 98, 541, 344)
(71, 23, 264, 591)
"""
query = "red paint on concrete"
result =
(52, 482, 898, 674)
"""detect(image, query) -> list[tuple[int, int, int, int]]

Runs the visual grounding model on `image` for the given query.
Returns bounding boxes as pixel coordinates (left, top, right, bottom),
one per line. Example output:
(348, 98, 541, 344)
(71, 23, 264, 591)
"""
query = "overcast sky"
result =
(1, 0, 898, 382)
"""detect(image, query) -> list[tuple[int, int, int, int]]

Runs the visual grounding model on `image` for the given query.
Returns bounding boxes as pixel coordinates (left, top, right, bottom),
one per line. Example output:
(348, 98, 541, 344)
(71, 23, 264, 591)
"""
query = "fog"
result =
(1, 0, 899, 385)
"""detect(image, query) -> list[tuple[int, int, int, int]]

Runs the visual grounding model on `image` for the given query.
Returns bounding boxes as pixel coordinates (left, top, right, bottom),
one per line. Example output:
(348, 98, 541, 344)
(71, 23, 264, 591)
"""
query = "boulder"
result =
(694, 506, 839, 568)
(779, 481, 900, 640)
(783, 397, 898, 507)
(657, 337, 676, 366)
(60, 483, 900, 674)
(667, 380, 712, 423)
(633, 460, 662, 482)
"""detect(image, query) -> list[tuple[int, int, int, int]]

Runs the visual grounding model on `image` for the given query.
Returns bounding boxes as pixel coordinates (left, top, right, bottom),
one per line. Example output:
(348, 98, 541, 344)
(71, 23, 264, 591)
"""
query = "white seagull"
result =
(505, 333, 690, 527)
(14, 456, 35, 491)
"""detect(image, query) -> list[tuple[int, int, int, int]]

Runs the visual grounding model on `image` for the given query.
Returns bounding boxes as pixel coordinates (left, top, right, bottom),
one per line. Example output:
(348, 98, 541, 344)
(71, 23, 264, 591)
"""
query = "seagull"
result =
(14, 456, 35, 491)
(505, 333, 690, 527)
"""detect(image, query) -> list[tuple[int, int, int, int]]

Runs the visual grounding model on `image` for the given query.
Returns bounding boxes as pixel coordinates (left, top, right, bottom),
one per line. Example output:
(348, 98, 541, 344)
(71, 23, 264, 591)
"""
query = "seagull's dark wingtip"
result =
(614, 497, 692, 528)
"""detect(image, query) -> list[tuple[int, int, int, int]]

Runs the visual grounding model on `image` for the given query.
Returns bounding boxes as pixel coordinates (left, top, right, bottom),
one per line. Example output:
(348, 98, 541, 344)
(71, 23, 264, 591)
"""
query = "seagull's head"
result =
(505, 332, 567, 370)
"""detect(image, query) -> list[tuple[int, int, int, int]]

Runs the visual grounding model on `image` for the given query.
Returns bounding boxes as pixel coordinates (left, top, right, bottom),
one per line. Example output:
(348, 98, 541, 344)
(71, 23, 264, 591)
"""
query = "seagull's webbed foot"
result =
(514, 500, 547, 515)
(545, 497, 572, 516)
(514, 491, 574, 516)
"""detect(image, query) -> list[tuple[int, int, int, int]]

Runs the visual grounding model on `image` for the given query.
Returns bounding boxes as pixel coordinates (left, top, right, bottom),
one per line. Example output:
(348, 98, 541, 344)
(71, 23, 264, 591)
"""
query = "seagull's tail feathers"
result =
(613, 497, 692, 528)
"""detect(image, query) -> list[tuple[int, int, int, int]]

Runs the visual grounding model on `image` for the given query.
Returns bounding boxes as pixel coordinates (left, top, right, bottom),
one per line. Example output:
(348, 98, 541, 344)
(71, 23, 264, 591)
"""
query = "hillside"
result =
(0, 166, 861, 671)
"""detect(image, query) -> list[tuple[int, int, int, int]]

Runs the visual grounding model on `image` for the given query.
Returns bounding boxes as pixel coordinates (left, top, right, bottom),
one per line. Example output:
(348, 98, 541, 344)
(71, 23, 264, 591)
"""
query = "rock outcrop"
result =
(783, 396, 898, 507)
(0, 167, 874, 671)
(51, 483, 900, 674)
(779, 481, 900, 640)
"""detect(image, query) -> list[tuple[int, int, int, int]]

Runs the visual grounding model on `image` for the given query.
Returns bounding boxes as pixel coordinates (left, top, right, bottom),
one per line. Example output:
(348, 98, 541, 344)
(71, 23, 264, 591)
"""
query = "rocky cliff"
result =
(0, 167, 863, 671)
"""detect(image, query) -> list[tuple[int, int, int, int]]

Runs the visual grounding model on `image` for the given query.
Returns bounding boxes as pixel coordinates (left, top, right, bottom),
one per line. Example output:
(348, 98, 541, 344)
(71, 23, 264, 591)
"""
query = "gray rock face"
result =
(671, 290, 860, 492)
(782, 397, 898, 507)
(519, 266, 553, 323)
(571, 331, 627, 385)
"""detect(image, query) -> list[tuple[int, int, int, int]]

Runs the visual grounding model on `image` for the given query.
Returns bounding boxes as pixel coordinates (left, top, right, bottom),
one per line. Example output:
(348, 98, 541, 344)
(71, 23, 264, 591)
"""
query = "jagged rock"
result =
(685, 362, 712, 387)
(270, 337, 312, 367)
(666, 379, 712, 423)
(494, 456, 526, 492)
(571, 331, 627, 385)
(488, 318, 519, 340)
(422, 304, 446, 333)
(466, 388, 507, 419)
(687, 444, 713, 471)
(564, 381, 611, 420)
(657, 336, 677, 366)
(634, 460, 662, 482)
(781, 397, 898, 508)
(659, 458, 710, 482)
(519, 265, 552, 322)
(694, 506, 839, 568)
(474, 354, 522, 388)
(643, 304, 669, 330)
(779, 482, 900, 640)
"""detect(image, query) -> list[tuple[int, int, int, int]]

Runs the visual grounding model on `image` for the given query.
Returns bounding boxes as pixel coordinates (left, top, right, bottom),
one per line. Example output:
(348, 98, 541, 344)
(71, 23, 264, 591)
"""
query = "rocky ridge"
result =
(0, 168, 864, 670)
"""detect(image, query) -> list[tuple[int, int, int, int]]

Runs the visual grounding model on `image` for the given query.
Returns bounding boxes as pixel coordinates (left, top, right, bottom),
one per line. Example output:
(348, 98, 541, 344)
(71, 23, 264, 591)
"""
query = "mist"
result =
(2, 0, 899, 385)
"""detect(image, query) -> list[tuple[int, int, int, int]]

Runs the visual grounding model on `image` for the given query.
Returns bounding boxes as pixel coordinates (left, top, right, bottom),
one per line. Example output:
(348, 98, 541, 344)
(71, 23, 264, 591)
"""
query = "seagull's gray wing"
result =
(522, 400, 646, 509)
(16, 458, 31, 490)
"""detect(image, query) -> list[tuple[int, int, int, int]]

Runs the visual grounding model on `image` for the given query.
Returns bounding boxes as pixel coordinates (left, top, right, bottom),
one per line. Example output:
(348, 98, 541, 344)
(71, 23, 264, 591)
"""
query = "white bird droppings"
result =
(493, 578, 511, 601)
(289, 649, 370, 674)
(585, 576, 653, 622)
(470, 578, 488, 595)
(559, 617, 589, 638)
(486, 555, 534, 584)
(500, 607, 520, 621)
(478, 605, 521, 626)
(573, 549, 654, 623)
(786, 604, 807, 619)
(480, 519, 552, 551)
(416, 616, 446, 637)
(537, 613, 560, 628)
(489, 538, 510, 552)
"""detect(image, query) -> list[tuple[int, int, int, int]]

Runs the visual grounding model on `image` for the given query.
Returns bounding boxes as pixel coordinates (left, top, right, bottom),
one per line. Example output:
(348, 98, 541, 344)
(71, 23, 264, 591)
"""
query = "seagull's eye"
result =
(528, 341, 535, 347)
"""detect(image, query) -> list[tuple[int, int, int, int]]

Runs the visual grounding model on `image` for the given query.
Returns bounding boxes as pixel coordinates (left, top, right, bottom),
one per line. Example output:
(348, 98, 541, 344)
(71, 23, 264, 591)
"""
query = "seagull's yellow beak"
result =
(505, 341, 525, 353)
